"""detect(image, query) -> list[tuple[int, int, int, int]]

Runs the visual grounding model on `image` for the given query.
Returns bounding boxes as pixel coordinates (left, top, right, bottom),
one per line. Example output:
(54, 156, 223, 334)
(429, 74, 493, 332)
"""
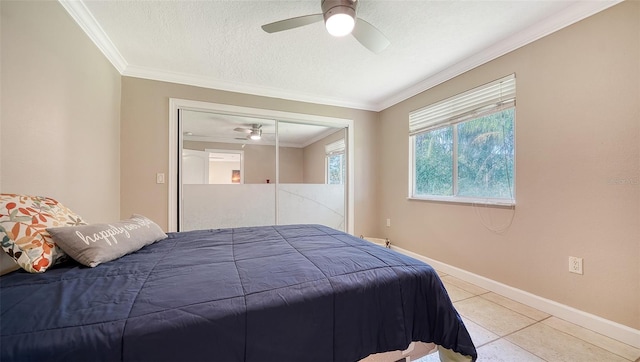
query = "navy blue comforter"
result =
(1, 224, 476, 361)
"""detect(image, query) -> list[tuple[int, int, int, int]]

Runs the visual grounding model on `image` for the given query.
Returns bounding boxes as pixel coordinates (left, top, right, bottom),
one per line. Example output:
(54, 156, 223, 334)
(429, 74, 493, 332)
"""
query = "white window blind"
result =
(409, 74, 516, 135)
(325, 139, 345, 155)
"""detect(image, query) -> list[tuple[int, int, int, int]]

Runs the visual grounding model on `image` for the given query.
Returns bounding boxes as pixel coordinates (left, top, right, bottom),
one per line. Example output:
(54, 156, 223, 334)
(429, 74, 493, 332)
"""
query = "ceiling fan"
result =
(261, 0, 390, 53)
(234, 124, 264, 141)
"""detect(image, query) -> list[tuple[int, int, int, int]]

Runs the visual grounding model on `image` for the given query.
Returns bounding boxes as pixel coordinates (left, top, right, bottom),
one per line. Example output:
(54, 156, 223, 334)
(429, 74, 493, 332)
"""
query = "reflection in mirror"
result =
(182, 148, 243, 185)
(182, 110, 276, 184)
(277, 122, 347, 231)
(325, 138, 346, 185)
(277, 122, 346, 184)
(207, 150, 243, 184)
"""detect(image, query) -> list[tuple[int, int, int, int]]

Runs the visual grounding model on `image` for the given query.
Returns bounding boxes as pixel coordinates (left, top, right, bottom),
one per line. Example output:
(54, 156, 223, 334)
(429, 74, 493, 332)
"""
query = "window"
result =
(326, 139, 345, 185)
(409, 74, 516, 205)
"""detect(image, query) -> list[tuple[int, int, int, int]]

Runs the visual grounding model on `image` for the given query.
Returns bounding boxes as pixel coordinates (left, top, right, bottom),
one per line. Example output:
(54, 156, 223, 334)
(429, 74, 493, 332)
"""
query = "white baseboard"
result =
(391, 245, 640, 349)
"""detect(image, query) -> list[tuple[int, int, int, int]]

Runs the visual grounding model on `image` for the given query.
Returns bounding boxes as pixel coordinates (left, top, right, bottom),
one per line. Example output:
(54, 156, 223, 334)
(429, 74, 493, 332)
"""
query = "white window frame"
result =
(408, 74, 516, 206)
(325, 139, 345, 185)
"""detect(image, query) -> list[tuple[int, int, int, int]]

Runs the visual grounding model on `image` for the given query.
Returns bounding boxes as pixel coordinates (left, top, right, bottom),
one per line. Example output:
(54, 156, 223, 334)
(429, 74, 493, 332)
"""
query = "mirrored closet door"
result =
(175, 105, 350, 233)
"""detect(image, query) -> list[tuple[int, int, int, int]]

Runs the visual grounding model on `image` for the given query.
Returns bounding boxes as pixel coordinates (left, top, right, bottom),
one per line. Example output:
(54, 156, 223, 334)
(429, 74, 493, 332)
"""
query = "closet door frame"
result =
(168, 98, 354, 234)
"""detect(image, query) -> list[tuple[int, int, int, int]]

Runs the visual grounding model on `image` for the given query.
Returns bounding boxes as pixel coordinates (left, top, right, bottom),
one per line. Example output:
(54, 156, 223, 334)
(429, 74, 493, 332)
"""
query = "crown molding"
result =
(375, 0, 623, 111)
(60, 0, 621, 113)
(58, 0, 127, 73)
(121, 65, 377, 111)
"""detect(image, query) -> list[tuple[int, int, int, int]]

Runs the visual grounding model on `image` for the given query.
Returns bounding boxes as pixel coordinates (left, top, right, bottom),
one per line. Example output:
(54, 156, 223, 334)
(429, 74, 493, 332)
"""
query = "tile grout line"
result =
(498, 318, 553, 361)
(457, 314, 549, 360)
(477, 293, 549, 321)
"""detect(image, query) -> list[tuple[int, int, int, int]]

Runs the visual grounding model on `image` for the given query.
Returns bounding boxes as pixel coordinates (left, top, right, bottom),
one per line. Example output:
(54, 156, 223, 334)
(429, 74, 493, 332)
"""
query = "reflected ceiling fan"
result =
(234, 124, 264, 141)
(261, 0, 390, 53)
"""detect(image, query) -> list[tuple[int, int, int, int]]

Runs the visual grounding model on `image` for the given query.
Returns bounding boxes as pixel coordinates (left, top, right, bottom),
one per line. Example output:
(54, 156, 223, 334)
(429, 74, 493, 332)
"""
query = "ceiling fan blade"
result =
(234, 127, 251, 133)
(262, 14, 323, 33)
(351, 18, 390, 53)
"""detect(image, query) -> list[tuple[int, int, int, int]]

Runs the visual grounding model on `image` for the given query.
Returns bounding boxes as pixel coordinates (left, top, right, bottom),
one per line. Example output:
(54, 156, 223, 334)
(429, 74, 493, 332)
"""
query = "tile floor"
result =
(417, 270, 640, 362)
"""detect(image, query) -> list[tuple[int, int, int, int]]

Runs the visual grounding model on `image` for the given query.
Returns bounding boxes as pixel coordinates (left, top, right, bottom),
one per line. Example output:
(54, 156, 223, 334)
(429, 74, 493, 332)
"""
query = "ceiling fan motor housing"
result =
(261, 0, 388, 53)
(321, 0, 357, 23)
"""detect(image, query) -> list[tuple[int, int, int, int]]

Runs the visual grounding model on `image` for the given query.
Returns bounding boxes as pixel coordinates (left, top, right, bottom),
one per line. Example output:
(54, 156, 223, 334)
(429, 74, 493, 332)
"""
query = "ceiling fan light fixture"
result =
(324, 9, 355, 37)
(250, 129, 262, 140)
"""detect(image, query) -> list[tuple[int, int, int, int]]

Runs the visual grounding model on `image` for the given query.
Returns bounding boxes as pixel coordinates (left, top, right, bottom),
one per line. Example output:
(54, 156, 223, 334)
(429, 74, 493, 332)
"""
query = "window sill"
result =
(407, 195, 515, 208)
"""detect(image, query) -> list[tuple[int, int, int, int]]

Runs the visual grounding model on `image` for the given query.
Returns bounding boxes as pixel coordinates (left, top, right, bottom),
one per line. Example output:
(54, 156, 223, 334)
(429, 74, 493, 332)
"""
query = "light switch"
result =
(156, 173, 165, 184)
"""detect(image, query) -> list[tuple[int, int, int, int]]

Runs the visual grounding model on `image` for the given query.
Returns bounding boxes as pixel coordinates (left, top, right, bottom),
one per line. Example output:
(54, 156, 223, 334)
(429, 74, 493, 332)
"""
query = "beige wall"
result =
(120, 77, 380, 237)
(279, 146, 304, 184)
(378, 2, 639, 329)
(0, 1, 121, 222)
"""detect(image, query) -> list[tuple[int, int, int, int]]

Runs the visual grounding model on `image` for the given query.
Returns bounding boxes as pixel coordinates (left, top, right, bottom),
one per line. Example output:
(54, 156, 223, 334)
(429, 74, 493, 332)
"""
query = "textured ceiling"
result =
(62, 0, 619, 111)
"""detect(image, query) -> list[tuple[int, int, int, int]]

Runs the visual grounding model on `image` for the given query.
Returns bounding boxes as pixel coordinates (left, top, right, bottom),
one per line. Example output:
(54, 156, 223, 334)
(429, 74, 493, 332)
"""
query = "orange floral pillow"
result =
(0, 194, 87, 273)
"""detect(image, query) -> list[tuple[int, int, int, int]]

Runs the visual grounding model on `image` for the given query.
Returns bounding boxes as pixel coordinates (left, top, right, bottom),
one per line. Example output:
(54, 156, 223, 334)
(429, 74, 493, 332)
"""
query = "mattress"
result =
(1, 224, 476, 361)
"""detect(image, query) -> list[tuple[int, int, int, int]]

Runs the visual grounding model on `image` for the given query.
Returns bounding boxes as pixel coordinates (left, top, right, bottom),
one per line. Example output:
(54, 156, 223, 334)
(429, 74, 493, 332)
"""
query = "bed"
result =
(1, 224, 476, 361)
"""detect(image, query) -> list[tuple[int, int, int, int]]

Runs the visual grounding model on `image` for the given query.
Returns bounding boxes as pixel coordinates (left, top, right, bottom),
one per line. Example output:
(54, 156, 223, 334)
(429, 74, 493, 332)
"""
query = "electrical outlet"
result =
(386, 218, 391, 227)
(569, 256, 583, 275)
